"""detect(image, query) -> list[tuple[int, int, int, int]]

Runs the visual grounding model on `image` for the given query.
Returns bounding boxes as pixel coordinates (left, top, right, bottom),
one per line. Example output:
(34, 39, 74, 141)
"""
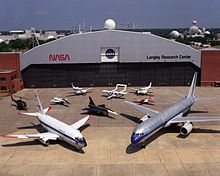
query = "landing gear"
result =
(140, 141, 146, 148)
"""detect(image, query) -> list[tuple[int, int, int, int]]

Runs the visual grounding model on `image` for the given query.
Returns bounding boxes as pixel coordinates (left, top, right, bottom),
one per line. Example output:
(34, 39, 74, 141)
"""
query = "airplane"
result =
(131, 82, 152, 95)
(10, 94, 28, 110)
(70, 83, 92, 95)
(50, 96, 70, 107)
(102, 84, 128, 100)
(3, 91, 93, 150)
(134, 95, 154, 105)
(125, 73, 220, 147)
(82, 96, 118, 116)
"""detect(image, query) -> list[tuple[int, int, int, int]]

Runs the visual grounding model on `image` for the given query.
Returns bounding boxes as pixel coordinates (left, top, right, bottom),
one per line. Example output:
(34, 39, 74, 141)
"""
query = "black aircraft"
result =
(82, 96, 118, 117)
(11, 94, 28, 110)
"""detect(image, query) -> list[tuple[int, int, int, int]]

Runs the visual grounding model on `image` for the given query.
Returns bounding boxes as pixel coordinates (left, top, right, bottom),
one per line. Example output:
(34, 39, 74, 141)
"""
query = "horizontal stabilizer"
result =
(44, 107, 52, 114)
(18, 112, 37, 117)
(174, 92, 185, 98)
(124, 101, 158, 117)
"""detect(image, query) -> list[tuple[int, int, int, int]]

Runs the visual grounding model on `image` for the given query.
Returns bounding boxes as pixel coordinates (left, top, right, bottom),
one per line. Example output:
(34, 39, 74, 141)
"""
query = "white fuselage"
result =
(37, 113, 86, 148)
(136, 88, 150, 95)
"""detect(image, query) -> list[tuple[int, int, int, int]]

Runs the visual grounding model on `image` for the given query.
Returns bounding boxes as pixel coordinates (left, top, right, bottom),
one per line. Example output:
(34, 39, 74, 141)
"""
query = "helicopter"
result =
(10, 94, 28, 110)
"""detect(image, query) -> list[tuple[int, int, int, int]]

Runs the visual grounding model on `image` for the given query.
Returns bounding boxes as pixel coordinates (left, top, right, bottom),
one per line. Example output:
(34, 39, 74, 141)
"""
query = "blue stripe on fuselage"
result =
(38, 119, 77, 143)
(131, 103, 192, 144)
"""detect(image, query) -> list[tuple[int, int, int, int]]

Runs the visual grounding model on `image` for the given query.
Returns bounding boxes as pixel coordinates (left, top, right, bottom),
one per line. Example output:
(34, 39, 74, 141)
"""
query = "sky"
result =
(0, 0, 220, 30)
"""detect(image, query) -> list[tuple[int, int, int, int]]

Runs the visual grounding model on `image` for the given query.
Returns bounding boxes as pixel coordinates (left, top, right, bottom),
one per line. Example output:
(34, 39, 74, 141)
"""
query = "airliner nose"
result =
(82, 137, 87, 147)
(131, 135, 138, 144)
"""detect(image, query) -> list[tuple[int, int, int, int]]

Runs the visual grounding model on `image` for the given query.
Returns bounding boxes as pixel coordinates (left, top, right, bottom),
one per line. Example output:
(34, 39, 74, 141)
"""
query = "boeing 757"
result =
(125, 73, 220, 146)
(3, 91, 92, 150)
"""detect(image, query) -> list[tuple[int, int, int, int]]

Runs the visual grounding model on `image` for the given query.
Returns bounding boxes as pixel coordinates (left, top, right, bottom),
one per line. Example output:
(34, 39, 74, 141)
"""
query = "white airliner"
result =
(3, 91, 92, 149)
(125, 73, 220, 146)
(102, 84, 128, 100)
(131, 82, 152, 95)
(71, 83, 92, 95)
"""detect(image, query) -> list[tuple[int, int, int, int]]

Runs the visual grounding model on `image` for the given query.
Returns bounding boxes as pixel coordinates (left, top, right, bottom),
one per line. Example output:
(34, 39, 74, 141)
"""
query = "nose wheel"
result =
(141, 143, 146, 148)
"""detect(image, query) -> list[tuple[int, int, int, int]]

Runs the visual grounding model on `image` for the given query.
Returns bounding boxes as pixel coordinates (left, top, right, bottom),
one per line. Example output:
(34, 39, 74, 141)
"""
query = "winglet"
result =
(187, 72, 197, 98)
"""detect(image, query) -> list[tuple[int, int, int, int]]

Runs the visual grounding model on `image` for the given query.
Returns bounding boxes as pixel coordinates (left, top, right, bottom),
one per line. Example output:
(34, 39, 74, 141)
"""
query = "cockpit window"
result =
(134, 133, 144, 136)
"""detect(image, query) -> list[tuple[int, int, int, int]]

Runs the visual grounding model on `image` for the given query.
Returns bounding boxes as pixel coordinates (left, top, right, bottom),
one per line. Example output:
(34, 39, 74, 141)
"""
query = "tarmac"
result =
(0, 86, 220, 176)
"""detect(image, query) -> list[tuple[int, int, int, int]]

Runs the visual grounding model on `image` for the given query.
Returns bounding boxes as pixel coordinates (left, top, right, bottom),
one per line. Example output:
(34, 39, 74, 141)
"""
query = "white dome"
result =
(104, 19, 116, 30)
(198, 29, 203, 35)
(170, 30, 180, 38)
(204, 31, 211, 35)
(189, 25, 199, 35)
(47, 35, 55, 40)
(192, 20, 197, 25)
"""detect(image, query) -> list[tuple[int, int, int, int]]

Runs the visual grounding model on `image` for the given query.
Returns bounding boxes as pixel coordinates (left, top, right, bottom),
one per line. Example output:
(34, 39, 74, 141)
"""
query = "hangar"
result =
(20, 29, 201, 88)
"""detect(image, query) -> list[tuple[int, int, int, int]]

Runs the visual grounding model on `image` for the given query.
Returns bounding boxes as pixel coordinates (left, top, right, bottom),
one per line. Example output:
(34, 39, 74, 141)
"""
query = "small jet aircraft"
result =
(102, 84, 128, 100)
(134, 95, 154, 105)
(125, 73, 220, 147)
(70, 83, 92, 95)
(82, 96, 118, 116)
(3, 91, 92, 150)
(131, 82, 152, 95)
(50, 96, 70, 107)
(10, 94, 28, 110)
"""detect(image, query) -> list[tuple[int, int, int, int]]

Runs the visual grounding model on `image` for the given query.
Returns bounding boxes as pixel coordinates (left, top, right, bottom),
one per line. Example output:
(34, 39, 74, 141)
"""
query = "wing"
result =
(124, 101, 158, 117)
(170, 116, 220, 124)
(3, 132, 59, 140)
(85, 88, 93, 91)
(71, 115, 93, 130)
(107, 94, 115, 100)
(119, 92, 127, 95)
(102, 90, 111, 93)
(130, 88, 138, 91)
(18, 107, 51, 116)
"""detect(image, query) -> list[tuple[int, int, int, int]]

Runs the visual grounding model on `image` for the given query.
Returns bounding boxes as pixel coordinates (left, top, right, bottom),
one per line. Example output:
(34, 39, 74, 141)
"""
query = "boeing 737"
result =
(3, 91, 92, 150)
(125, 73, 220, 147)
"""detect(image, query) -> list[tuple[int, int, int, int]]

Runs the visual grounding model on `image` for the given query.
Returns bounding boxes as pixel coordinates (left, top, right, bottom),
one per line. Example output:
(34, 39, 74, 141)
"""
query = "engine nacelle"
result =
(39, 138, 50, 146)
(180, 122, 193, 136)
(138, 115, 150, 124)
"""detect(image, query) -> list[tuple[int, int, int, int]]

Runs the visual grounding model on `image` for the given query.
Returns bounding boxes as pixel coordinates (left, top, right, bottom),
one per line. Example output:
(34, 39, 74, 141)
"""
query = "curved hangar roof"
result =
(21, 30, 201, 70)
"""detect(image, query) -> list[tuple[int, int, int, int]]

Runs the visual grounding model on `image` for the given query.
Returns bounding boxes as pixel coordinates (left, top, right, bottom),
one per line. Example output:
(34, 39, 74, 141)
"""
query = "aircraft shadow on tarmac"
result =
(80, 111, 116, 119)
(121, 113, 220, 154)
(1, 140, 85, 154)
(101, 95, 126, 99)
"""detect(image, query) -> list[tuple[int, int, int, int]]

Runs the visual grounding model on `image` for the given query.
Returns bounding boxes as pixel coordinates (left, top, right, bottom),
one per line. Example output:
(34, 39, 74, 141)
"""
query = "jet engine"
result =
(39, 138, 50, 146)
(180, 122, 193, 135)
(138, 115, 150, 124)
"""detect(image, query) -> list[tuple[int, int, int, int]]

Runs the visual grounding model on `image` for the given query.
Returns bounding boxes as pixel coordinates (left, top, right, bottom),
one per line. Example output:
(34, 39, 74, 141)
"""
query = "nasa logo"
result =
(105, 49, 115, 59)
(49, 54, 70, 61)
